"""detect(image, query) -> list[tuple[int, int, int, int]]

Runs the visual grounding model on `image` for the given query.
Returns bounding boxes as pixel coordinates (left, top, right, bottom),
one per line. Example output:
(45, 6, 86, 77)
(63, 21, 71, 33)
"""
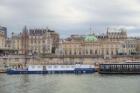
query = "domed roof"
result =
(84, 34, 97, 42)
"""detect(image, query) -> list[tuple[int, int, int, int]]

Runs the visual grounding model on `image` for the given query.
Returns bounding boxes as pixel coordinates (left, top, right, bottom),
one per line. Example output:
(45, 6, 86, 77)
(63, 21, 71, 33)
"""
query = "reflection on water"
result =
(0, 73, 140, 93)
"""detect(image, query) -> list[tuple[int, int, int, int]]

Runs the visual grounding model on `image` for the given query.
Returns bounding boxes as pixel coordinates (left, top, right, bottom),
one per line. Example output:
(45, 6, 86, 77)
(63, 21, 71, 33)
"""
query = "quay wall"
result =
(0, 55, 140, 68)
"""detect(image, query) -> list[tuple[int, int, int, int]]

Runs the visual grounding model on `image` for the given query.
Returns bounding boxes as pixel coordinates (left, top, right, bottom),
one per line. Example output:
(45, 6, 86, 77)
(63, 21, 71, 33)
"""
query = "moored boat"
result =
(75, 64, 96, 74)
(6, 64, 96, 74)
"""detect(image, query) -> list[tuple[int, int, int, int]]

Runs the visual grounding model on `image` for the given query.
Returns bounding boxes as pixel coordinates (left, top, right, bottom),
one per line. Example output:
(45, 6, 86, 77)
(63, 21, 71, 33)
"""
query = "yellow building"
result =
(0, 31, 5, 49)
(121, 38, 137, 55)
(135, 38, 140, 54)
(11, 32, 22, 54)
(56, 30, 128, 59)
(28, 28, 59, 54)
(56, 38, 122, 59)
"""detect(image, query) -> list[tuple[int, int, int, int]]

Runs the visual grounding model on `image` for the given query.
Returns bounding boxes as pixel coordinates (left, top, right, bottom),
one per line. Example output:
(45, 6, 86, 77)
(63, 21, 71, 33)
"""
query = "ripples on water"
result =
(0, 73, 140, 93)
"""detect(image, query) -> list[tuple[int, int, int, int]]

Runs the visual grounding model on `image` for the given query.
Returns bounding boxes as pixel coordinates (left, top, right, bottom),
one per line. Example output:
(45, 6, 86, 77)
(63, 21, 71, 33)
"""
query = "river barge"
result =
(6, 64, 96, 74)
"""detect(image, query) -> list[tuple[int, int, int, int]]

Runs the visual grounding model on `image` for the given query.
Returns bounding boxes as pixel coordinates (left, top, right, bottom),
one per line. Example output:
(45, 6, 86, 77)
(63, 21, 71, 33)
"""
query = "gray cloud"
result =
(0, 0, 140, 37)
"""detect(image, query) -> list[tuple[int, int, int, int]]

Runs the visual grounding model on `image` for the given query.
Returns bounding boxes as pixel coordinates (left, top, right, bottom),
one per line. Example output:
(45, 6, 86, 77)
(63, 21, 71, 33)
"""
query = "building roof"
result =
(84, 34, 97, 42)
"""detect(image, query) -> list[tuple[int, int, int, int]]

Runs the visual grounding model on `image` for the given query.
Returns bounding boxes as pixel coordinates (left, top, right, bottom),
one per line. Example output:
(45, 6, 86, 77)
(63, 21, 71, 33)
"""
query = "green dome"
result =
(84, 35, 97, 42)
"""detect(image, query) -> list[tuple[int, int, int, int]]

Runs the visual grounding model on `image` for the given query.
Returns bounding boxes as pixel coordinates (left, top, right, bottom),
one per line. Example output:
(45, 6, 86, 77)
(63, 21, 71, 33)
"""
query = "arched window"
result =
(65, 50, 67, 55)
(74, 50, 76, 55)
(111, 51, 113, 55)
(83, 50, 85, 55)
(69, 50, 71, 55)
(106, 50, 109, 55)
(86, 49, 88, 55)
(95, 50, 97, 55)
(102, 49, 104, 55)
(90, 49, 93, 55)
(116, 49, 118, 55)
(79, 51, 81, 55)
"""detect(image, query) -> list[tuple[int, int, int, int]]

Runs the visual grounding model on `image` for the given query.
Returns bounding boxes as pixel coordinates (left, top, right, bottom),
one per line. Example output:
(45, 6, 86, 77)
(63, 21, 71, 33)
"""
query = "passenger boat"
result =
(6, 64, 96, 74)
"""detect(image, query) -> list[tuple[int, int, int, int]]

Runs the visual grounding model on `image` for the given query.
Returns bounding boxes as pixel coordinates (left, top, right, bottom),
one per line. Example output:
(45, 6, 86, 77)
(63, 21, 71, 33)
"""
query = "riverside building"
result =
(20, 26, 59, 55)
(0, 31, 5, 49)
(0, 26, 139, 58)
(55, 28, 139, 59)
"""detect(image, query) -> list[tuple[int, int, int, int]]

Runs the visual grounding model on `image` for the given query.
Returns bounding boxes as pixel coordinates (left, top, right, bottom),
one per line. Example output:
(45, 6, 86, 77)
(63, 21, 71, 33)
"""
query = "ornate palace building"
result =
(0, 26, 7, 38)
(20, 26, 59, 55)
(136, 38, 140, 53)
(0, 26, 139, 58)
(55, 28, 138, 59)
(1, 26, 59, 55)
(0, 26, 7, 49)
(0, 31, 5, 49)
(0, 26, 18, 55)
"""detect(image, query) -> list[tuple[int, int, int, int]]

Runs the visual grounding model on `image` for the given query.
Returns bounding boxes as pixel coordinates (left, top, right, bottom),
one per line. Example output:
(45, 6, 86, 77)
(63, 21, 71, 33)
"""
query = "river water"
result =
(0, 73, 140, 93)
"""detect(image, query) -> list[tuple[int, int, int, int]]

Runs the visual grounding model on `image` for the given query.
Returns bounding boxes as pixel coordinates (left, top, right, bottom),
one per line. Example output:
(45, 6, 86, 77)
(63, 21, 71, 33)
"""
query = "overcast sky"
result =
(0, 0, 140, 38)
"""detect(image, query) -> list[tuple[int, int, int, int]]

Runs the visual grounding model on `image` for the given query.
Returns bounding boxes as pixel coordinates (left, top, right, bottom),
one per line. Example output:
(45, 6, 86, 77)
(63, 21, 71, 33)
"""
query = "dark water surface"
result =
(0, 73, 140, 93)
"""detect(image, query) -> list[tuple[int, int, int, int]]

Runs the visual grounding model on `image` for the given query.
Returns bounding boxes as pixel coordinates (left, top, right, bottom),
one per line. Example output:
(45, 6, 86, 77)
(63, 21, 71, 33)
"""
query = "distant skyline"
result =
(0, 0, 140, 38)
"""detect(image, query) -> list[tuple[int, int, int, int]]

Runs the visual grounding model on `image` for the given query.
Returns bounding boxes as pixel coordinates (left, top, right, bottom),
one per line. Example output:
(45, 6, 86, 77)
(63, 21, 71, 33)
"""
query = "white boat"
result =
(6, 64, 96, 74)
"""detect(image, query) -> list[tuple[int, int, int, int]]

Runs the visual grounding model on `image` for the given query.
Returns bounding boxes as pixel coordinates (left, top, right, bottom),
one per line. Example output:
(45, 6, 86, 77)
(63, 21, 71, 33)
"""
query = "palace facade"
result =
(0, 26, 139, 58)
(55, 28, 138, 59)
(0, 31, 5, 49)
(1, 26, 59, 55)
(20, 26, 59, 55)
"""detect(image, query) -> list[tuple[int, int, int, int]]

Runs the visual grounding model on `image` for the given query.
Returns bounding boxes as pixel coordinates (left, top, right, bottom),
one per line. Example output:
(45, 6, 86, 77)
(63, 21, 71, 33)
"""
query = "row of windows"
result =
(63, 45, 120, 49)
(129, 49, 136, 53)
(59, 49, 117, 55)
(123, 44, 136, 48)
(48, 65, 75, 68)
(29, 35, 51, 39)
(31, 65, 75, 68)
(108, 35, 126, 38)
(29, 35, 43, 37)
(126, 41, 136, 43)
(30, 40, 45, 44)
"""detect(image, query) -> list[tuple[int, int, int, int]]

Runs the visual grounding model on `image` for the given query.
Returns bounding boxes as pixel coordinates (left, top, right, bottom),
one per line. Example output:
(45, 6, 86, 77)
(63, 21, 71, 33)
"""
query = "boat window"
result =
(48, 66, 52, 68)
(66, 65, 69, 68)
(38, 66, 41, 68)
(61, 65, 64, 68)
(54, 65, 58, 68)
(72, 66, 75, 68)
(32, 66, 35, 68)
